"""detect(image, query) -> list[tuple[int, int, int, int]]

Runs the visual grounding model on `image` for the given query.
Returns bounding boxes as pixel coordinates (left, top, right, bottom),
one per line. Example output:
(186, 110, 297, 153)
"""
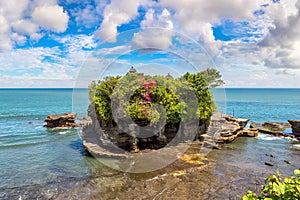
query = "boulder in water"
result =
(44, 112, 77, 128)
(259, 122, 285, 136)
(288, 120, 300, 138)
(265, 162, 274, 166)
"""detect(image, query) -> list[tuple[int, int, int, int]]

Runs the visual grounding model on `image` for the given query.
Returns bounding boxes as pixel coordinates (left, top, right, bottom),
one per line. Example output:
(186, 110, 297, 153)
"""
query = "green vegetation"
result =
(89, 68, 221, 126)
(243, 169, 300, 200)
(200, 68, 225, 88)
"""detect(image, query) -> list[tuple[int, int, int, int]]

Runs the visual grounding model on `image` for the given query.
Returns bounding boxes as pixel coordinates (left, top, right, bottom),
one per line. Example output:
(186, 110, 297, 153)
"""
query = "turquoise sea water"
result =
(0, 88, 300, 198)
(0, 89, 91, 197)
(213, 88, 300, 124)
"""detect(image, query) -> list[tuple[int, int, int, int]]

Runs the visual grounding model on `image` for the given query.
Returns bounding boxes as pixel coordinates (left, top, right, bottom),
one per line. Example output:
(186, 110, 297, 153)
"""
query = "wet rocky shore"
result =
(55, 133, 300, 200)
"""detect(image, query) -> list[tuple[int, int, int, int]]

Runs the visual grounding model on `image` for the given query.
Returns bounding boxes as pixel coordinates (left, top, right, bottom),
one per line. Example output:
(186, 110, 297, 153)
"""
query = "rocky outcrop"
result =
(216, 122, 241, 143)
(86, 101, 209, 152)
(249, 121, 296, 139)
(259, 122, 285, 136)
(239, 128, 259, 137)
(250, 122, 260, 129)
(288, 120, 300, 138)
(44, 112, 77, 128)
(82, 108, 256, 157)
(211, 113, 255, 143)
(224, 115, 249, 129)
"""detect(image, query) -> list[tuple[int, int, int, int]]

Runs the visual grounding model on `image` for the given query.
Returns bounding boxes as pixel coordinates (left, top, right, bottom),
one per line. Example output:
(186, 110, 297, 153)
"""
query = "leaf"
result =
(294, 169, 300, 175)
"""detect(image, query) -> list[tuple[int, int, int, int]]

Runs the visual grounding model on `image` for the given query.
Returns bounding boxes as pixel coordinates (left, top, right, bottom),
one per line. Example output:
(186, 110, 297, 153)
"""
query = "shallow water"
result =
(54, 134, 300, 200)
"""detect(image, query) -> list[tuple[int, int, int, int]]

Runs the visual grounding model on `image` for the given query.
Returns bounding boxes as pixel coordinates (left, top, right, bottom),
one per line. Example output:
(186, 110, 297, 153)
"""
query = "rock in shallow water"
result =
(288, 120, 300, 138)
(265, 162, 274, 166)
(260, 122, 285, 136)
(44, 112, 77, 128)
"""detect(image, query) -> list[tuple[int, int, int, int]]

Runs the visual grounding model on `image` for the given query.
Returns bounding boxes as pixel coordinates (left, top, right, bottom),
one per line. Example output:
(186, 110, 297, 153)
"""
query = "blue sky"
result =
(1, 0, 300, 88)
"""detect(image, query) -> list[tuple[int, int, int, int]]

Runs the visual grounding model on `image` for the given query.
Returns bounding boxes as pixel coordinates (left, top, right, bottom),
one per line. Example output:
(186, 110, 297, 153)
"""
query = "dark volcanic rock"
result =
(85, 102, 209, 153)
(44, 112, 77, 128)
(288, 120, 300, 137)
(284, 160, 291, 165)
(265, 162, 274, 166)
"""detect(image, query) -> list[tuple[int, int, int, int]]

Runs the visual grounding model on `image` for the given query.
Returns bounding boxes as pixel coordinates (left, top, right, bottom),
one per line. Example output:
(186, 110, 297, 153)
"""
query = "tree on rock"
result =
(200, 68, 225, 88)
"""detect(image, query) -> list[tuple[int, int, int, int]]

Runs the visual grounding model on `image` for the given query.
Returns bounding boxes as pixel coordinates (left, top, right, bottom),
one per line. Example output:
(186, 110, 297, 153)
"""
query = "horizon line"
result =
(1, 87, 300, 89)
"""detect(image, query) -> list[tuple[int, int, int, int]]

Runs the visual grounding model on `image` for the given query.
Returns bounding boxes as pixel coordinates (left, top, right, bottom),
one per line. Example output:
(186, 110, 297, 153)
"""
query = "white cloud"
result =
(0, 47, 79, 87)
(0, 37, 12, 52)
(10, 33, 26, 45)
(0, 0, 300, 88)
(0, 0, 30, 22)
(12, 19, 39, 35)
(30, 33, 44, 41)
(0, 15, 12, 51)
(159, 0, 262, 54)
(32, 5, 69, 33)
(95, 0, 139, 42)
(73, 5, 100, 29)
(0, 0, 70, 51)
(258, 0, 300, 69)
(132, 8, 174, 50)
(0, 15, 9, 34)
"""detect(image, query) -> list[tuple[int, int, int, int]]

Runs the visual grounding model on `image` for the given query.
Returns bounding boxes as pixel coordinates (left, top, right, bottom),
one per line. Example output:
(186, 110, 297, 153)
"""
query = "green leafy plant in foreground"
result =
(243, 169, 300, 200)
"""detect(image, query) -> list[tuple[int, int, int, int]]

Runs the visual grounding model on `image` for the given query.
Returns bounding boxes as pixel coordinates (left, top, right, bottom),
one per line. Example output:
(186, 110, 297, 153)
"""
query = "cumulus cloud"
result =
(32, 5, 69, 33)
(12, 19, 39, 35)
(0, 0, 70, 51)
(0, 15, 12, 51)
(132, 8, 174, 50)
(95, 0, 139, 42)
(258, 0, 300, 69)
(0, 0, 30, 22)
(160, 0, 262, 54)
(1, 0, 300, 87)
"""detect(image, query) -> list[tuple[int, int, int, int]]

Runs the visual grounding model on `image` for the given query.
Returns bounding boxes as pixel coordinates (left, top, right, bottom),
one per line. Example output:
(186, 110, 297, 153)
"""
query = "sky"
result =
(1, 0, 300, 88)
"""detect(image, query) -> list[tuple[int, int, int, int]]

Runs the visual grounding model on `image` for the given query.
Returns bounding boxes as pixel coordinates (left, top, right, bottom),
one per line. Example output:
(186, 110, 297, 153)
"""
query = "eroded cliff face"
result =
(87, 103, 210, 152)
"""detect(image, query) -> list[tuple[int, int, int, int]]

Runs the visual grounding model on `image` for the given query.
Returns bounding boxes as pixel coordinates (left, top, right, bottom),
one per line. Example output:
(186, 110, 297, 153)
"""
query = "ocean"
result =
(0, 88, 300, 199)
(0, 89, 92, 198)
(214, 88, 300, 124)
